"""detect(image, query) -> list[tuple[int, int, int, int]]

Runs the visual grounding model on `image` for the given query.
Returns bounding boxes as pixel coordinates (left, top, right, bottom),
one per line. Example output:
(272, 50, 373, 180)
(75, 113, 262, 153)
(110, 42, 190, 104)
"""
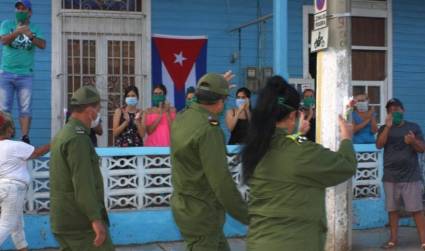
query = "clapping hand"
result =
(405, 131, 416, 145)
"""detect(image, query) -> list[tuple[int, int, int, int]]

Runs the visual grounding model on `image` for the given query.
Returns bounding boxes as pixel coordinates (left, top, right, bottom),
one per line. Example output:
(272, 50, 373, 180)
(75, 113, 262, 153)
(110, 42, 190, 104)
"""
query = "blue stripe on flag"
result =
(196, 41, 207, 80)
(151, 40, 163, 99)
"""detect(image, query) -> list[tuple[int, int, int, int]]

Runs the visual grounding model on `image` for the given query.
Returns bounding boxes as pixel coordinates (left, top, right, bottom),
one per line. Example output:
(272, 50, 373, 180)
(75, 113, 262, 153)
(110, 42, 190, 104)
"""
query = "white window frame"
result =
(302, 0, 393, 122)
(51, 0, 151, 145)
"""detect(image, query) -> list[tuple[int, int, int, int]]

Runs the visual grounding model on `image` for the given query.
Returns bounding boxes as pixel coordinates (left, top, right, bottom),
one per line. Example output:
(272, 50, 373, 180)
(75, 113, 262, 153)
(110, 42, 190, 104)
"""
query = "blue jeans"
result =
(0, 71, 32, 117)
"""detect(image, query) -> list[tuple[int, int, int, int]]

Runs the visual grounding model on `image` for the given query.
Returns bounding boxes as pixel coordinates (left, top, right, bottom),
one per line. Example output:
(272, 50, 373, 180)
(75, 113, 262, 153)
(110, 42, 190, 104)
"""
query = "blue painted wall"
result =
(393, 0, 425, 130)
(0, 1, 51, 146)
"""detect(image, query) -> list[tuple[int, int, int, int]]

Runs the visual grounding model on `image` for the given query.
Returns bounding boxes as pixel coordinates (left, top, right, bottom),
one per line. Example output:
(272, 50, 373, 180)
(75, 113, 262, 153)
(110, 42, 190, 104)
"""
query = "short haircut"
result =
(124, 85, 139, 99)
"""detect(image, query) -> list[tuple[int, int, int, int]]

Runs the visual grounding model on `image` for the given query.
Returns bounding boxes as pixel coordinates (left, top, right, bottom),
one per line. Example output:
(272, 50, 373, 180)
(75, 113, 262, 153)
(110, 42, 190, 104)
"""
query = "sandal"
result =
(381, 241, 396, 249)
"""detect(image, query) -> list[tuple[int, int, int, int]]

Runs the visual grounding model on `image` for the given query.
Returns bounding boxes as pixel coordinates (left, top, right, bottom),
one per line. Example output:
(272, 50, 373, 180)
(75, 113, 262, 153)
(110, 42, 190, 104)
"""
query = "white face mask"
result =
(91, 112, 101, 128)
(356, 101, 369, 112)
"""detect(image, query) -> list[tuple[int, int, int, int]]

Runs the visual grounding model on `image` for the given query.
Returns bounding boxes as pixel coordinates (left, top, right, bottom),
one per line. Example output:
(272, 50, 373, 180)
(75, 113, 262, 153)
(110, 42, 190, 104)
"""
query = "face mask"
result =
(91, 112, 101, 128)
(303, 97, 315, 108)
(152, 95, 165, 107)
(356, 101, 369, 112)
(125, 97, 138, 107)
(186, 97, 197, 107)
(16, 12, 28, 23)
(392, 111, 403, 126)
(235, 98, 246, 108)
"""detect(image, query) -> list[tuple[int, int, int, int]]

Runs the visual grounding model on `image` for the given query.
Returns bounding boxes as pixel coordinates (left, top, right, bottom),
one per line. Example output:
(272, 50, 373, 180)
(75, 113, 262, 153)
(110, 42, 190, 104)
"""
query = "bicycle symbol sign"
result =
(311, 27, 328, 52)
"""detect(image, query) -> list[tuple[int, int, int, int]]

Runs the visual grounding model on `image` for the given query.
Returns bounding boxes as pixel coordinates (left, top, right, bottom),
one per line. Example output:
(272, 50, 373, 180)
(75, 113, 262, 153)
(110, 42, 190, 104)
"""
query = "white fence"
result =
(26, 145, 380, 214)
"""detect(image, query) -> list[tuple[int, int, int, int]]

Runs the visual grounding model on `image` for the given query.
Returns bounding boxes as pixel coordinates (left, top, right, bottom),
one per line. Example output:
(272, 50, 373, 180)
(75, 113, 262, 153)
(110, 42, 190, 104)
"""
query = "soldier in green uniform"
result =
(241, 76, 357, 251)
(49, 86, 114, 251)
(171, 72, 249, 251)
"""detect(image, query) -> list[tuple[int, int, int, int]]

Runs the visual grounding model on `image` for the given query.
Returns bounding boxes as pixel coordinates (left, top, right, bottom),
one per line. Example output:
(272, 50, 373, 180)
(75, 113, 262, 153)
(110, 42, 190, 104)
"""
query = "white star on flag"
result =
(173, 51, 187, 66)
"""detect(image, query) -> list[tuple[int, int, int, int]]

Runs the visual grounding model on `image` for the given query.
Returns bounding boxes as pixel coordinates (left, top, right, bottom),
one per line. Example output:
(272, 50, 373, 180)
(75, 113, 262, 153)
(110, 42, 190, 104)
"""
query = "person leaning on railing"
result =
(241, 76, 357, 251)
(0, 111, 49, 251)
(170, 72, 248, 251)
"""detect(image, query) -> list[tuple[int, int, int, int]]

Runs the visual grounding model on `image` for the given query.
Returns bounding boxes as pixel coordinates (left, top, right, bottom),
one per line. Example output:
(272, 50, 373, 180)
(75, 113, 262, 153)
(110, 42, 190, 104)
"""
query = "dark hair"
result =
(236, 87, 251, 99)
(186, 86, 196, 98)
(0, 112, 13, 136)
(241, 76, 300, 183)
(124, 85, 139, 99)
(303, 88, 315, 96)
(195, 89, 225, 105)
(153, 84, 167, 96)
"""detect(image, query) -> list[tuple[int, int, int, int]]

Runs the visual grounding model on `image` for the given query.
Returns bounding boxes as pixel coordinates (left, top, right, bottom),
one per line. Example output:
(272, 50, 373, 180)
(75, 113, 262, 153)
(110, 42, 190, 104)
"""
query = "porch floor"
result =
(35, 227, 422, 251)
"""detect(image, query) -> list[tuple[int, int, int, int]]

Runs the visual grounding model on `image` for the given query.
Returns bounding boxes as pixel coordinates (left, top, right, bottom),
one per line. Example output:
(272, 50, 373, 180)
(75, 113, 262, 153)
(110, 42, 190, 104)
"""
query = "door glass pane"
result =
(107, 40, 136, 146)
(67, 39, 96, 104)
(353, 86, 366, 97)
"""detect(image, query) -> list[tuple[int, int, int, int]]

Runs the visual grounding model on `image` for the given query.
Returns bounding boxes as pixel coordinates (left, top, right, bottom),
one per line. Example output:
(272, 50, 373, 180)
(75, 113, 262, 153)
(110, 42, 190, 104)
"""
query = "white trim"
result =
(302, 5, 313, 79)
(352, 46, 387, 51)
(152, 34, 208, 40)
(352, 80, 385, 86)
(387, 0, 393, 100)
(51, 0, 63, 137)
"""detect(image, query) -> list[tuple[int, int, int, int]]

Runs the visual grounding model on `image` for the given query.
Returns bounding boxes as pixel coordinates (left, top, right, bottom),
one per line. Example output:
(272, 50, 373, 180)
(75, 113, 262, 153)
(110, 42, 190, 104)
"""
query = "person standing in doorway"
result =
(225, 87, 251, 145)
(50, 86, 114, 250)
(0, 0, 46, 144)
(377, 98, 425, 250)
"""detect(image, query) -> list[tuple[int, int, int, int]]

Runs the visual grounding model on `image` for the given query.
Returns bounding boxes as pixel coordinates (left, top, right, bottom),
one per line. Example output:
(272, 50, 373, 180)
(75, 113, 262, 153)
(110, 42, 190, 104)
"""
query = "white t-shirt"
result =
(0, 139, 35, 184)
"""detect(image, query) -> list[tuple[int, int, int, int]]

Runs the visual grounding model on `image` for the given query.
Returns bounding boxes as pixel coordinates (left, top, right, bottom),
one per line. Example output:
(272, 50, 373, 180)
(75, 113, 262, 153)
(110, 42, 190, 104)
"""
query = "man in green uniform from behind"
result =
(50, 86, 114, 251)
(171, 72, 249, 251)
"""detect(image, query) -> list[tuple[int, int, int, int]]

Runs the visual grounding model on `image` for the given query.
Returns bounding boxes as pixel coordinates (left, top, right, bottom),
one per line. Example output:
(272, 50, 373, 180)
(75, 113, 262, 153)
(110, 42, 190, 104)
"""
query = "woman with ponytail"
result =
(242, 76, 357, 251)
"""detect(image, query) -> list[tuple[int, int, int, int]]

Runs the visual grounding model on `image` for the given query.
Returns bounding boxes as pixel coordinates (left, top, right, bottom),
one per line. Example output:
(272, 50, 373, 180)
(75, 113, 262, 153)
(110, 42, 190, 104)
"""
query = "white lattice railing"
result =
(25, 144, 382, 214)
(25, 146, 248, 214)
(352, 144, 383, 200)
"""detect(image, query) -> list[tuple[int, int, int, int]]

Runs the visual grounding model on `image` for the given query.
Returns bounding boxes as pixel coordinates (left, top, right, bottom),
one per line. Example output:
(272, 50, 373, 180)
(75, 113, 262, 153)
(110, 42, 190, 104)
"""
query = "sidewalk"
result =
(36, 227, 423, 251)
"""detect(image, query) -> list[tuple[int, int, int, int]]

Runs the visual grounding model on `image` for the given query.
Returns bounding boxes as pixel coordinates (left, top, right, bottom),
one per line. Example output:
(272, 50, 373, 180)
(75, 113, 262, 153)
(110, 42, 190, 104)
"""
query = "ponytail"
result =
(241, 76, 300, 183)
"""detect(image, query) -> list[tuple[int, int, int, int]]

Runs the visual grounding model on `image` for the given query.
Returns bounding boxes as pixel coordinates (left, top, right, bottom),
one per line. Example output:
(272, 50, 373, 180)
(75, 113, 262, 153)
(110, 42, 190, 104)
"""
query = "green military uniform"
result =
(171, 74, 249, 251)
(49, 86, 114, 251)
(247, 128, 357, 251)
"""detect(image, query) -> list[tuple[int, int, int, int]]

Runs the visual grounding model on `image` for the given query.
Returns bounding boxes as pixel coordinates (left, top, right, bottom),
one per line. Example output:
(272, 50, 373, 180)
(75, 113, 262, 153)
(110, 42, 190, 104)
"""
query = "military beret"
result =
(70, 85, 100, 105)
(197, 73, 229, 96)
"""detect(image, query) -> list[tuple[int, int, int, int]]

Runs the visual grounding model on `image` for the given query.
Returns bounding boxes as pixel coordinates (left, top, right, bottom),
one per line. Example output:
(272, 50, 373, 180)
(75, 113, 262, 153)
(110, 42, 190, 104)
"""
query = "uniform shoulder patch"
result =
(208, 115, 220, 126)
(75, 126, 86, 134)
(286, 134, 308, 144)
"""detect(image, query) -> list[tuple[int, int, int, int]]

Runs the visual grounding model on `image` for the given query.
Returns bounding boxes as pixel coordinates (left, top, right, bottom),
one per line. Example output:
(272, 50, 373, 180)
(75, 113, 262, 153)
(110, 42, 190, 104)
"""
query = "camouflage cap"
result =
(196, 73, 229, 96)
(70, 85, 100, 105)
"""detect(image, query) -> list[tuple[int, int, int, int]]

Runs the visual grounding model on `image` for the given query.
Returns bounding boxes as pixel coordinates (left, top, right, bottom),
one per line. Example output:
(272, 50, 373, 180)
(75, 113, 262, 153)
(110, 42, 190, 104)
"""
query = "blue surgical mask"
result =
(125, 97, 138, 106)
(235, 98, 246, 108)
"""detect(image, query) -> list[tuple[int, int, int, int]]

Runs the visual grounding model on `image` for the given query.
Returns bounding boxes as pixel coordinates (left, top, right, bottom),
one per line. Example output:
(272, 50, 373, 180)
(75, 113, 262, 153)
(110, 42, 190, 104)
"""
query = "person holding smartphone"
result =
(145, 84, 176, 147)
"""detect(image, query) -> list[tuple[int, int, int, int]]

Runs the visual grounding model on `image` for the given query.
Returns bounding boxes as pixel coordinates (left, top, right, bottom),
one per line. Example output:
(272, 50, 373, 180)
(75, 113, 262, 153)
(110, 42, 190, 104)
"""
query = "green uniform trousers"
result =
(53, 231, 115, 251)
(247, 216, 326, 251)
(181, 231, 230, 251)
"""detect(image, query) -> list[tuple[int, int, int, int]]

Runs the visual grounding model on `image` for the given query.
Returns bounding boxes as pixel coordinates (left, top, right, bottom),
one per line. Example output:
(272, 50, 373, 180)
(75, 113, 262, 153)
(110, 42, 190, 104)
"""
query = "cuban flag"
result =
(152, 34, 208, 110)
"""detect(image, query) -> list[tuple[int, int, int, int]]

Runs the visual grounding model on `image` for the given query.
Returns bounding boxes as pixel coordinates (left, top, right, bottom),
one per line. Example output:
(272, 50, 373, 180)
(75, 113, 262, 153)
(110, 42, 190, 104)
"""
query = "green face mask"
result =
(303, 97, 315, 108)
(392, 112, 403, 126)
(186, 97, 197, 107)
(152, 95, 165, 107)
(16, 12, 28, 23)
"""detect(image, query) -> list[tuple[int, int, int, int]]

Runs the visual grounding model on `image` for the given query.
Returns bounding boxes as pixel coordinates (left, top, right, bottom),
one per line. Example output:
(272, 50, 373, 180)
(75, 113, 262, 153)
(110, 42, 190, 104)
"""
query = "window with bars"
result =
(62, 0, 142, 12)
(67, 39, 97, 102)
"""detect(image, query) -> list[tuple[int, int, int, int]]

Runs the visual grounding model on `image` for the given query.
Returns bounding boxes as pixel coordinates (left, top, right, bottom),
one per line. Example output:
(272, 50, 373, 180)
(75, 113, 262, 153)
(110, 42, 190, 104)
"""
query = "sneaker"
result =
(22, 135, 30, 144)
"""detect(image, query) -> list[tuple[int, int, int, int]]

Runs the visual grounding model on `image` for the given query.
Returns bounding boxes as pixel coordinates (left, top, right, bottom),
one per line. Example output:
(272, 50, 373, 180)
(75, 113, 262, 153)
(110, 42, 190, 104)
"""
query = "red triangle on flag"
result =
(153, 36, 207, 91)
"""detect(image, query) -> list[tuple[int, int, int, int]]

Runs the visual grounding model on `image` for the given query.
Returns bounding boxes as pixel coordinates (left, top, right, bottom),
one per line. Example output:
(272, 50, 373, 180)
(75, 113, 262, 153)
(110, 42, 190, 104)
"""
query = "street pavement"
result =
(35, 227, 424, 251)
